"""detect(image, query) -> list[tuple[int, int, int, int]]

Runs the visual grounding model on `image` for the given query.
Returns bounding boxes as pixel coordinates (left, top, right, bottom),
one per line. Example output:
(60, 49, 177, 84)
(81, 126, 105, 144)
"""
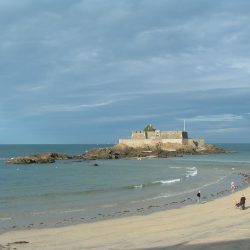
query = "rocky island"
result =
(83, 141, 227, 160)
(84, 125, 228, 160)
(6, 152, 82, 164)
(5, 125, 230, 164)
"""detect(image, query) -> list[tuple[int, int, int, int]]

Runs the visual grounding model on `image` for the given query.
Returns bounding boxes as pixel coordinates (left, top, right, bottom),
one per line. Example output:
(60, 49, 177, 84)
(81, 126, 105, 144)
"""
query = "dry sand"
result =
(1, 187, 250, 250)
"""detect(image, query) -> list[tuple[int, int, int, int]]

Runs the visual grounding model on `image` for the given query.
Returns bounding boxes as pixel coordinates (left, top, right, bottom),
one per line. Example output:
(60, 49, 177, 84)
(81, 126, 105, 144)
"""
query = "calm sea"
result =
(0, 143, 249, 232)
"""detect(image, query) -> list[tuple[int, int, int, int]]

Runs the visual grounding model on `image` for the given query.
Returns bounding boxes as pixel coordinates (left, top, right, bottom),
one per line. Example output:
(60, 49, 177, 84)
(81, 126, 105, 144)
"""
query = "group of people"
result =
(196, 181, 246, 210)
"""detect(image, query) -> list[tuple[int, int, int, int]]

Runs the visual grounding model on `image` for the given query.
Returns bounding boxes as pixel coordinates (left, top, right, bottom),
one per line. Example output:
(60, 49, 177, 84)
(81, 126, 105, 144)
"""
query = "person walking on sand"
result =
(196, 191, 201, 203)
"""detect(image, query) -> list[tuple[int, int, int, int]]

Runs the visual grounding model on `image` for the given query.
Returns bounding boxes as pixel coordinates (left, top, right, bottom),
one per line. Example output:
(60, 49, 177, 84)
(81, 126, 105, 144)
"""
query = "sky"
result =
(0, 0, 250, 144)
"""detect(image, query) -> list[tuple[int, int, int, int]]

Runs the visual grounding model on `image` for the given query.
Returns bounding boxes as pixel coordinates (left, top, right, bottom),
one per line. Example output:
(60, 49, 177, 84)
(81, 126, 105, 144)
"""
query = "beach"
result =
(0, 187, 250, 250)
(1, 144, 250, 249)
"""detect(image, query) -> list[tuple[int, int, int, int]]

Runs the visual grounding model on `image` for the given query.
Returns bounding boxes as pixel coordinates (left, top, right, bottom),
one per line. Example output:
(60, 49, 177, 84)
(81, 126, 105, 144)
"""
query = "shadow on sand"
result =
(136, 238, 250, 250)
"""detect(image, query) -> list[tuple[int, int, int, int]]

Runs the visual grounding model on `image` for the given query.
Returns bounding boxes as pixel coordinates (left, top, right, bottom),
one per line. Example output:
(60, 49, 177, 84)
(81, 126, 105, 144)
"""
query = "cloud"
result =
(92, 114, 163, 123)
(186, 114, 243, 122)
(205, 127, 241, 134)
(28, 100, 116, 115)
(16, 84, 49, 93)
(1, 0, 250, 143)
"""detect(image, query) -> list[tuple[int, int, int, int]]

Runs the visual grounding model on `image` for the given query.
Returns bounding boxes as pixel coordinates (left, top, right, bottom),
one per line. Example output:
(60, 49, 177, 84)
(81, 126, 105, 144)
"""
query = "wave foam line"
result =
(185, 167, 198, 178)
(0, 217, 12, 221)
(148, 175, 227, 201)
(152, 178, 181, 185)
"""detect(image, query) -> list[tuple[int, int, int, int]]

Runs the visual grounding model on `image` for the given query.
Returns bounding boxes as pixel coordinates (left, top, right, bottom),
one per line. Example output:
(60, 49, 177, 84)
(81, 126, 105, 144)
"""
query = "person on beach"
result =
(231, 181, 236, 192)
(236, 195, 246, 210)
(196, 191, 201, 203)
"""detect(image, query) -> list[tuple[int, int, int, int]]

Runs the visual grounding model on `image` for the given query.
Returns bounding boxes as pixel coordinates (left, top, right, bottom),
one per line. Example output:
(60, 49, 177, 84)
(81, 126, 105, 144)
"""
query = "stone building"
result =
(119, 129, 204, 148)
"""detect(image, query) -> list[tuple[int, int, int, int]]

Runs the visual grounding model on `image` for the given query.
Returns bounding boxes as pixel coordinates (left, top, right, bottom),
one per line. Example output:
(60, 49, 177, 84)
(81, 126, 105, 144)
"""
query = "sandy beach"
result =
(0, 187, 250, 250)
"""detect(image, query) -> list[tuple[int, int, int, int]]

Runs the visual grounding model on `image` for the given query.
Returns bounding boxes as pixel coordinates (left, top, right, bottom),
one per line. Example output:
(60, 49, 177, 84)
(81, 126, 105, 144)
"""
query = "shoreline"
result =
(1, 171, 249, 235)
(1, 186, 250, 249)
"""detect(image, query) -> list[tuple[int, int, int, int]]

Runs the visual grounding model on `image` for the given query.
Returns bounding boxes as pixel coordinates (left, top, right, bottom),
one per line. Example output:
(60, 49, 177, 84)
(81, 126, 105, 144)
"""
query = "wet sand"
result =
(1, 185, 250, 250)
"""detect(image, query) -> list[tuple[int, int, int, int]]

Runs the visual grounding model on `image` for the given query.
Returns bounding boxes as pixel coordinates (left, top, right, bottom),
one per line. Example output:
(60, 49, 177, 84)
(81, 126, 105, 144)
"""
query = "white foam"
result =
(152, 178, 181, 185)
(185, 167, 198, 178)
(0, 217, 12, 221)
(146, 175, 227, 201)
(187, 167, 197, 170)
(32, 211, 48, 215)
(59, 208, 86, 214)
(134, 184, 143, 189)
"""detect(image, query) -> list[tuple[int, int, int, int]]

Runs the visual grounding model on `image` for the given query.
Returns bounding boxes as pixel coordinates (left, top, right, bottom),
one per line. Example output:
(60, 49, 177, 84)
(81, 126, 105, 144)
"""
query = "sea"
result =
(0, 143, 250, 232)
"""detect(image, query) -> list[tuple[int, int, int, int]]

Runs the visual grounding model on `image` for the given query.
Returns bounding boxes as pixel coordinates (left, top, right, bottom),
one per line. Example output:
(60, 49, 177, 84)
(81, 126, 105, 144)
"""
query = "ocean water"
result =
(0, 143, 250, 232)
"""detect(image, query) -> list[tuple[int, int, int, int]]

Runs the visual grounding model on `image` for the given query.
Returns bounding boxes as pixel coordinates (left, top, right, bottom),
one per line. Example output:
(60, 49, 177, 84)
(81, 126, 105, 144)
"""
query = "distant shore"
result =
(1, 185, 250, 250)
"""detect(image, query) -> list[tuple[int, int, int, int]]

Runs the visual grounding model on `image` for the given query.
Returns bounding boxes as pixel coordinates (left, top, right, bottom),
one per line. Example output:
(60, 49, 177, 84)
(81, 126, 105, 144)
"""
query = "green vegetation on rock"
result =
(143, 124, 156, 132)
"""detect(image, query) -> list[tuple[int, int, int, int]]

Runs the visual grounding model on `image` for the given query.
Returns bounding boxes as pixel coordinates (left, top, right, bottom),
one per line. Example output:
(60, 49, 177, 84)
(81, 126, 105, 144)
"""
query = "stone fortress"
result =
(119, 128, 205, 148)
(82, 124, 225, 160)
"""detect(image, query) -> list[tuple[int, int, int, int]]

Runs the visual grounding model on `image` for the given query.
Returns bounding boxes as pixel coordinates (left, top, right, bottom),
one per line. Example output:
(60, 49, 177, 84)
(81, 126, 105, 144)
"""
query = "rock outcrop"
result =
(83, 143, 228, 160)
(6, 153, 82, 164)
(5, 144, 230, 164)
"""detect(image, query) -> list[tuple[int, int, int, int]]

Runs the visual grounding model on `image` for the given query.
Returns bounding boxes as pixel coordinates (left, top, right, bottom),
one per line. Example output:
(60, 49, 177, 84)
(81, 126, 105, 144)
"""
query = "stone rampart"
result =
(121, 130, 204, 148)
(160, 131, 187, 139)
(131, 131, 146, 139)
(183, 139, 205, 147)
(132, 130, 188, 140)
(119, 138, 184, 147)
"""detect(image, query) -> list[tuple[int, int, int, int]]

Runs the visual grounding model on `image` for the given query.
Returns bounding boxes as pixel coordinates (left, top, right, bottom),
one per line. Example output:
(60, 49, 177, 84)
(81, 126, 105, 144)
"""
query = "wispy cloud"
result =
(16, 84, 49, 93)
(228, 60, 250, 73)
(186, 114, 243, 122)
(93, 114, 162, 123)
(29, 100, 116, 115)
(205, 127, 241, 134)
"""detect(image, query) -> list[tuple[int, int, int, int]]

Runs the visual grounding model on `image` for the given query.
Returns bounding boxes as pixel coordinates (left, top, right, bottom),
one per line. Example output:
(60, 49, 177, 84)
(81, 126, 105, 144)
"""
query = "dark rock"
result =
(6, 153, 82, 164)
(83, 143, 230, 161)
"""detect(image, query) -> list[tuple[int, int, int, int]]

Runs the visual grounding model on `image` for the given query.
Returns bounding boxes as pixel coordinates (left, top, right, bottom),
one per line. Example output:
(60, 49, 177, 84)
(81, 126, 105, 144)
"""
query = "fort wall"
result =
(131, 131, 146, 139)
(131, 130, 188, 140)
(120, 129, 205, 148)
(185, 138, 205, 147)
(118, 139, 184, 148)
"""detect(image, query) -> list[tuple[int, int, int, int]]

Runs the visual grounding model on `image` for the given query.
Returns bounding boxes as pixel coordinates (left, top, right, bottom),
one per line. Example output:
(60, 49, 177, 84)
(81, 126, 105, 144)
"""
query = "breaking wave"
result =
(152, 179, 181, 185)
(185, 167, 198, 178)
(132, 178, 181, 189)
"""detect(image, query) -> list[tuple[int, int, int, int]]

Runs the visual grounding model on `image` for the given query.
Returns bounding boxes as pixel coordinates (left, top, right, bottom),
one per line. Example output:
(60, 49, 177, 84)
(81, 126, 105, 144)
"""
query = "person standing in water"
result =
(196, 191, 201, 203)
(231, 181, 236, 192)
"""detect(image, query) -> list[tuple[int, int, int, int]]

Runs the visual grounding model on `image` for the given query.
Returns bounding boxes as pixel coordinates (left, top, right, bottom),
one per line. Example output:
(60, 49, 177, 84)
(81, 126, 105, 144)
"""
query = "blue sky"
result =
(0, 0, 250, 144)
